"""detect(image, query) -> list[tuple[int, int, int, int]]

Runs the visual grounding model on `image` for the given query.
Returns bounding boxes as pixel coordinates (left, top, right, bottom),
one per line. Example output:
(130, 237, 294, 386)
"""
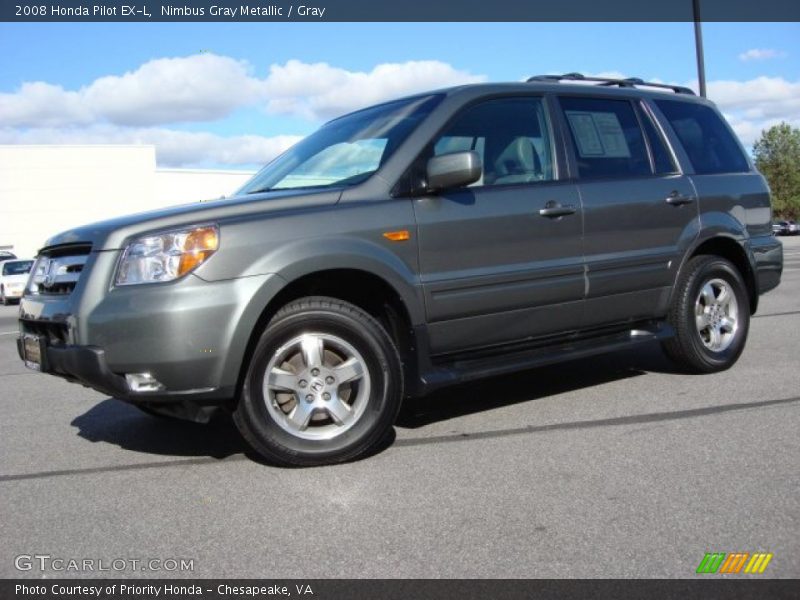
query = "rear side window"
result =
(655, 100, 749, 175)
(559, 97, 651, 179)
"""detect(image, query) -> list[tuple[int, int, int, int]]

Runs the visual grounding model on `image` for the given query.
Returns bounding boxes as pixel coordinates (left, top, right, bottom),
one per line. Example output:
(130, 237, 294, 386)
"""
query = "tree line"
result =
(752, 123, 800, 220)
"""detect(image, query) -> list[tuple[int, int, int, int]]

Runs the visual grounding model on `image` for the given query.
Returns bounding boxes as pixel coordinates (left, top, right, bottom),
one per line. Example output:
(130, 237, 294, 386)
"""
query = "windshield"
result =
(238, 94, 443, 194)
(3, 260, 33, 276)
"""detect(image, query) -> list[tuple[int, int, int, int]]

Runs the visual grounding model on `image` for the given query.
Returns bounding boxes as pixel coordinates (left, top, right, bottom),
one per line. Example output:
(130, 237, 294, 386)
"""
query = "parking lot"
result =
(1, 237, 798, 579)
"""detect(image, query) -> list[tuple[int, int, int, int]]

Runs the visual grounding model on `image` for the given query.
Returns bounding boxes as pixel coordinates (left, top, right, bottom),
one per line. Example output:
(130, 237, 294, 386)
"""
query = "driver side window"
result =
(432, 97, 554, 187)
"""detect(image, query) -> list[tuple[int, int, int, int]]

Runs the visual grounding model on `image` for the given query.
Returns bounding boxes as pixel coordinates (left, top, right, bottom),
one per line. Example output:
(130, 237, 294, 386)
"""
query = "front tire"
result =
(233, 296, 403, 467)
(662, 255, 750, 373)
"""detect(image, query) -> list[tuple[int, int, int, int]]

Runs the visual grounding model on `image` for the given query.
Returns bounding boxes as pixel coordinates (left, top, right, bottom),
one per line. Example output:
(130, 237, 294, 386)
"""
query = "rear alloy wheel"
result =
(693, 278, 739, 353)
(234, 297, 403, 466)
(662, 255, 750, 373)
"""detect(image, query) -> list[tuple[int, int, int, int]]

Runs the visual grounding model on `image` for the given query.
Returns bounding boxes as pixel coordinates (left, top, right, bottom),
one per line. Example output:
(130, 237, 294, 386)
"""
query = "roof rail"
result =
(527, 72, 695, 95)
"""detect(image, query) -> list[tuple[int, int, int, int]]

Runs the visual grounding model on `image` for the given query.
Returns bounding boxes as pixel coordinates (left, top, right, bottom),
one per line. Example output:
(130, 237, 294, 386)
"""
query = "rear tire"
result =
(662, 255, 750, 373)
(233, 296, 403, 467)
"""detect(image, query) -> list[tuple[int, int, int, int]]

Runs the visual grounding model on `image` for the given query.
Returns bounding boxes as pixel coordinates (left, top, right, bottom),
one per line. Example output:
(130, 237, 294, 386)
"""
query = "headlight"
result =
(115, 224, 219, 286)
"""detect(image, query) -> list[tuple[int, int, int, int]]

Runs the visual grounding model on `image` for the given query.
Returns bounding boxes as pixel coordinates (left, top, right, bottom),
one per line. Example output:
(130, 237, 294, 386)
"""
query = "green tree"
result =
(752, 122, 800, 220)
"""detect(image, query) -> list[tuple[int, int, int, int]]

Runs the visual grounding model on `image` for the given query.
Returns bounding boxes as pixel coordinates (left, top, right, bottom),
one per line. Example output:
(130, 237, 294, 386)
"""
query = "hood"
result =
(42, 188, 342, 253)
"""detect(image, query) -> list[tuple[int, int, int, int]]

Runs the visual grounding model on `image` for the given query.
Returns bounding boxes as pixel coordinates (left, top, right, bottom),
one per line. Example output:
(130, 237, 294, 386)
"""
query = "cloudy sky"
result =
(0, 22, 798, 169)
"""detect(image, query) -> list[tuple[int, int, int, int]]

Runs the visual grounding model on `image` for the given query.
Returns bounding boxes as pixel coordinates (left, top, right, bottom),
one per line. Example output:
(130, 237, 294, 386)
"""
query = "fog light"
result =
(125, 372, 165, 393)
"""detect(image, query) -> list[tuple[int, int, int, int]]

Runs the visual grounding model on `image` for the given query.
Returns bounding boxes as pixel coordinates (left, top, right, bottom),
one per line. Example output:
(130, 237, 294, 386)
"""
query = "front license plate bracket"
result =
(22, 335, 46, 372)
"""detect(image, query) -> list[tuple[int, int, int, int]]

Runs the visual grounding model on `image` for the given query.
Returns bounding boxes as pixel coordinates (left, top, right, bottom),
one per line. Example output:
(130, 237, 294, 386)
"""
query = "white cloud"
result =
(0, 54, 258, 127)
(722, 115, 797, 148)
(707, 76, 800, 145)
(586, 71, 629, 80)
(0, 55, 485, 128)
(0, 82, 91, 127)
(738, 48, 787, 62)
(0, 54, 259, 128)
(0, 125, 301, 167)
(85, 54, 262, 126)
(708, 77, 800, 119)
(261, 59, 486, 120)
(0, 55, 486, 166)
(4, 53, 799, 163)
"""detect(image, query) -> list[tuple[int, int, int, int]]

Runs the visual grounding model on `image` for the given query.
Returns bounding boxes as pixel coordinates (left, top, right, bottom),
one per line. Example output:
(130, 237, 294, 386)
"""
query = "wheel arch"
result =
(678, 234, 758, 314)
(230, 266, 423, 407)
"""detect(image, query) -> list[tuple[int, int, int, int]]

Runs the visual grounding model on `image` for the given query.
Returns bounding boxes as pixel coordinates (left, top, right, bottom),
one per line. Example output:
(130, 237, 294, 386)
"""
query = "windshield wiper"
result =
(247, 184, 336, 194)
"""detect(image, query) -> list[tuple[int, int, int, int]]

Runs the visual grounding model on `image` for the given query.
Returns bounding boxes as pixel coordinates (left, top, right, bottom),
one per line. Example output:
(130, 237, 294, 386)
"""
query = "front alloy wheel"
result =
(234, 296, 403, 467)
(264, 332, 371, 441)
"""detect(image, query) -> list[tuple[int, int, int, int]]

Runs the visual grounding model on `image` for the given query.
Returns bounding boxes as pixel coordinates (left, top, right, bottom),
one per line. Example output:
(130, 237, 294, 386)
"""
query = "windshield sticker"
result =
(565, 111, 603, 156)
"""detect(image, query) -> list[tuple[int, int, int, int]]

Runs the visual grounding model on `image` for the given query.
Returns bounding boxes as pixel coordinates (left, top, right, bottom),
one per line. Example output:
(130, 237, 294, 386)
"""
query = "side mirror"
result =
(426, 151, 482, 193)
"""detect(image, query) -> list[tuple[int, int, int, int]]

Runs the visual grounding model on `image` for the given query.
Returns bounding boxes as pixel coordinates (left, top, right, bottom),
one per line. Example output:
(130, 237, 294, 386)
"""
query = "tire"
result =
(233, 296, 403, 467)
(662, 255, 750, 373)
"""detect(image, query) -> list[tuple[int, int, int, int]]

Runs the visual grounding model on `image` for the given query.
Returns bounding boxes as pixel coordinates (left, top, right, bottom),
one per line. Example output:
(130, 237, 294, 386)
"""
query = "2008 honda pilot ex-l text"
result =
(17, 74, 783, 466)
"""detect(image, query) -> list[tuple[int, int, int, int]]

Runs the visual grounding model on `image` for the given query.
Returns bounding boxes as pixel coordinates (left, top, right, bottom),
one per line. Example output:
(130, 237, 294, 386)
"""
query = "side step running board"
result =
(418, 325, 673, 394)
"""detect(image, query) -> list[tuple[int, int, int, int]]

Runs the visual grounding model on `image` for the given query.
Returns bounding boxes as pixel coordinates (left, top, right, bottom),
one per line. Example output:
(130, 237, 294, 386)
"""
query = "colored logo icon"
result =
(696, 552, 773, 574)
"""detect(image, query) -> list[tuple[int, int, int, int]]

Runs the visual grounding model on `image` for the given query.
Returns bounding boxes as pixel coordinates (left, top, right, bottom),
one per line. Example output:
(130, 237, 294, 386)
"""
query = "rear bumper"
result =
(749, 234, 783, 295)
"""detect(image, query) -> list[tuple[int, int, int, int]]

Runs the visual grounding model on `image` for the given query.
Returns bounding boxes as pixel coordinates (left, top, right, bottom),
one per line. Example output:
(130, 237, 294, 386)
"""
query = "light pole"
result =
(693, 0, 707, 97)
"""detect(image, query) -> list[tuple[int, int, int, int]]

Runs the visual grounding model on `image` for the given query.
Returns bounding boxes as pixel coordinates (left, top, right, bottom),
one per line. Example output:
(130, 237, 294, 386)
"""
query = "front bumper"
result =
(18, 263, 286, 405)
(16, 338, 233, 403)
(3, 287, 24, 299)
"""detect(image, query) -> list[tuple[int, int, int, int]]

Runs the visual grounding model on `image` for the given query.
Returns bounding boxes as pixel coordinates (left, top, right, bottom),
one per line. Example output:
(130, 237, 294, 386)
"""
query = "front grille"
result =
(20, 319, 70, 345)
(28, 244, 92, 296)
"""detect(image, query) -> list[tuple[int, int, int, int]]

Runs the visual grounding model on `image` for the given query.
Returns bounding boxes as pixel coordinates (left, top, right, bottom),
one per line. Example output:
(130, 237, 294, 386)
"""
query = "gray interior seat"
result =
(492, 137, 542, 185)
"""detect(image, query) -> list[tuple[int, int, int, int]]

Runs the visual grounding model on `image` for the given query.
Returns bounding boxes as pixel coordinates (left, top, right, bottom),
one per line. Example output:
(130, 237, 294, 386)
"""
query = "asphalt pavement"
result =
(1, 237, 798, 578)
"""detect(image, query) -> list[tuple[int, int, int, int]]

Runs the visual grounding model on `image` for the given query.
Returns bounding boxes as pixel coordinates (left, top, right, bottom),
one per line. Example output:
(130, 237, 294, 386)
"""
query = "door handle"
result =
(665, 191, 695, 206)
(539, 202, 577, 218)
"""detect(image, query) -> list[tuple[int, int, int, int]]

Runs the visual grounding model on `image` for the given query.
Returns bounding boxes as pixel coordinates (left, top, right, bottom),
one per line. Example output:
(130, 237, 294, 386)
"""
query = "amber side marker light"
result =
(383, 230, 410, 242)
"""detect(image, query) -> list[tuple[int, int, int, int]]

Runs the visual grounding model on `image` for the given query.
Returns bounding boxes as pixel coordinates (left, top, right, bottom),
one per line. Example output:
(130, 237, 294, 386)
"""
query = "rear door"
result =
(412, 96, 584, 355)
(652, 98, 769, 241)
(557, 95, 698, 328)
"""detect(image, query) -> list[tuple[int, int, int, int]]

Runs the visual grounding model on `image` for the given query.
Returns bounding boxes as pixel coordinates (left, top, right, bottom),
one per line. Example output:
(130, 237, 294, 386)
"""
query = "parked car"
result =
(0, 250, 17, 261)
(774, 220, 800, 235)
(17, 73, 783, 466)
(773, 221, 789, 235)
(0, 259, 34, 305)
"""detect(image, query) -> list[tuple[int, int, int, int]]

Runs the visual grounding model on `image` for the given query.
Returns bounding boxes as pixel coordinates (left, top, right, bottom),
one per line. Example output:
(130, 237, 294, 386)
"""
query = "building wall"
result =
(0, 146, 255, 258)
(154, 168, 253, 206)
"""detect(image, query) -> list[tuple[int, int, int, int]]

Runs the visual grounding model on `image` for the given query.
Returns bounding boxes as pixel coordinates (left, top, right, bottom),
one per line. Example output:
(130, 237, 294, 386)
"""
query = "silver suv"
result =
(18, 73, 783, 466)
